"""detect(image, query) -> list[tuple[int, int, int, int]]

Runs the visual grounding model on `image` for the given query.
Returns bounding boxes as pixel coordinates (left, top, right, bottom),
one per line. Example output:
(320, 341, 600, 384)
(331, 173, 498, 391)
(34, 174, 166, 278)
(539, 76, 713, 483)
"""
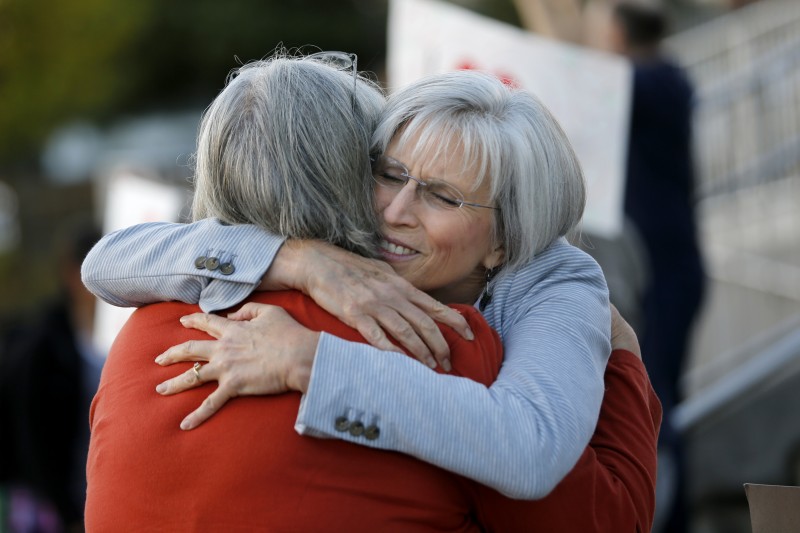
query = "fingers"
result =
(353, 309, 452, 372)
(153, 360, 235, 429)
(609, 303, 622, 327)
(413, 294, 474, 341)
(180, 387, 234, 430)
(155, 340, 216, 365)
(353, 316, 407, 356)
(609, 304, 641, 359)
(609, 303, 625, 339)
(402, 304, 453, 370)
(226, 302, 269, 321)
(156, 362, 218, 395)
(346, 277, 458, 369)
(381, 303, 452, 371)
(179, 313, 235, 339)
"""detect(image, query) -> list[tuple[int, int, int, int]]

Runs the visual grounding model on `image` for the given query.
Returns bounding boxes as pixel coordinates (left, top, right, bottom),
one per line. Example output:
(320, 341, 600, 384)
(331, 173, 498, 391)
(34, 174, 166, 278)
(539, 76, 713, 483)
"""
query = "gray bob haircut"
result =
(372, 70, 586, 275)
(191, 53, 385, 257)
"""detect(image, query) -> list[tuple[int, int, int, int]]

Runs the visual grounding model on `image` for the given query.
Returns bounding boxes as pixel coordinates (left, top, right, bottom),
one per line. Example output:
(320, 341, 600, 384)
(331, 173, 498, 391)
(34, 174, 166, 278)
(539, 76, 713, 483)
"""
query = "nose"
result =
(380, 180, 420, 228)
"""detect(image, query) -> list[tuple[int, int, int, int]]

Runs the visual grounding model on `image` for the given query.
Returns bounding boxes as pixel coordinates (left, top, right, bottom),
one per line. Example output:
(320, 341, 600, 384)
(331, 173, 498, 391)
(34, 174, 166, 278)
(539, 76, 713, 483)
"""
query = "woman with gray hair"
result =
(83, 67, 650, 517)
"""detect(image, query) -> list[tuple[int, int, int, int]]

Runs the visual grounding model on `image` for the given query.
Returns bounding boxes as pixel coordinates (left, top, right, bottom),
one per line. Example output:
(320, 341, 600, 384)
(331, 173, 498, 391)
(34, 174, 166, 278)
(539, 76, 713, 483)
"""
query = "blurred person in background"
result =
(611, 3, 706, 532)
(515, 2, 705, 531)
(0, 220, 103, 532)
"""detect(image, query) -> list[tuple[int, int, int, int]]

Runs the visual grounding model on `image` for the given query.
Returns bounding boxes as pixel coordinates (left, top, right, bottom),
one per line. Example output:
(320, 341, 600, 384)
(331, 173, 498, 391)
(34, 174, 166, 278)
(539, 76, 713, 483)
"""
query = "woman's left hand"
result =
(154, 303, 319, 430)
(609, 304, 641, 359)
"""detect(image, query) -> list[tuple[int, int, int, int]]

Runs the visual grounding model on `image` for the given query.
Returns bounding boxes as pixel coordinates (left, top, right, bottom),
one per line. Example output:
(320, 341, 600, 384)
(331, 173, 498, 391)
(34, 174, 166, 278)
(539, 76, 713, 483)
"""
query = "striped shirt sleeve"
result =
(80, 218, 283, 312)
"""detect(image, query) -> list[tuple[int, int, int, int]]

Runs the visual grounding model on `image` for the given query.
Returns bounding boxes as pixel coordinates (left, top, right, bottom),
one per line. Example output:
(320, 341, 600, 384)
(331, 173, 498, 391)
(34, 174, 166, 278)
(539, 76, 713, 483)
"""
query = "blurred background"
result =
(0, 0, 798, 531)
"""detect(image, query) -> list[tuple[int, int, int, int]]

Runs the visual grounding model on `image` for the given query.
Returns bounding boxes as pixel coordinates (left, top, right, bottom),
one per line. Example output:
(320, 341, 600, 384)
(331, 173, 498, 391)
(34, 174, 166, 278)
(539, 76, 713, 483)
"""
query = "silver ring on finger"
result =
(192, 362, 204, 383)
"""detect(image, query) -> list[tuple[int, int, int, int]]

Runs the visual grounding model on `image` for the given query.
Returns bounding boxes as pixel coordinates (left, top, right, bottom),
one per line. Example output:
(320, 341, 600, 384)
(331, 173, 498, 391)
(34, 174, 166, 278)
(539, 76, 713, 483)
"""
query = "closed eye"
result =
(427, 190, 462, 208)
(376, 172, 407, 186)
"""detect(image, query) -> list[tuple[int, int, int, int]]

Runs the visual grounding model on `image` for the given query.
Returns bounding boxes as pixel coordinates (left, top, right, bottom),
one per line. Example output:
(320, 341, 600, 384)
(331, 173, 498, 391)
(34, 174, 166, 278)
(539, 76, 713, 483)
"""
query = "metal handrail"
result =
(666, 0, 800, 199)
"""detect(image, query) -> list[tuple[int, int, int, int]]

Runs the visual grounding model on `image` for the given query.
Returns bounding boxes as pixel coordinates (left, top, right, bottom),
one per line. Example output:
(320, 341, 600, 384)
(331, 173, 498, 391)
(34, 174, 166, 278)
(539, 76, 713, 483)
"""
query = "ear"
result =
(482, 245, 505, 271)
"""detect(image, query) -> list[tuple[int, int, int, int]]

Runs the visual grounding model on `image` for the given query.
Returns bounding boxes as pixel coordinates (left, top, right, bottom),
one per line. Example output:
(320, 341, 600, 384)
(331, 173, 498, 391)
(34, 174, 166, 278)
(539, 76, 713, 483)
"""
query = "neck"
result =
(426, 270, 485, 306)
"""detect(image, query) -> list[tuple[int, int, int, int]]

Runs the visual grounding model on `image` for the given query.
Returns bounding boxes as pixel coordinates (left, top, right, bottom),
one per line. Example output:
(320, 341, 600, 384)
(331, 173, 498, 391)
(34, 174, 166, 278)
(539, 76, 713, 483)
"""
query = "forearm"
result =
(81, 219, 284, 311)
(296, 331, 604, 499)
(296, 243, 611, 498)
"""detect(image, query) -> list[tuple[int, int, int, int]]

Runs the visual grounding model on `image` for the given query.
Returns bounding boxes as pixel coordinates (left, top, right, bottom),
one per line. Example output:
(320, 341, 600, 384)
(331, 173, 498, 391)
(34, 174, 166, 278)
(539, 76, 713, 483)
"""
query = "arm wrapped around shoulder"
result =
(81, 219, 283, 310)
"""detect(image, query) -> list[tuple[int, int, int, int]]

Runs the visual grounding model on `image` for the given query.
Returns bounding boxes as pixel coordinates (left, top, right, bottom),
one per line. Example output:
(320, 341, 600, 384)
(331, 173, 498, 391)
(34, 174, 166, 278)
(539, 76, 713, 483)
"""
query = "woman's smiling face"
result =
(374, 133, 504, 305)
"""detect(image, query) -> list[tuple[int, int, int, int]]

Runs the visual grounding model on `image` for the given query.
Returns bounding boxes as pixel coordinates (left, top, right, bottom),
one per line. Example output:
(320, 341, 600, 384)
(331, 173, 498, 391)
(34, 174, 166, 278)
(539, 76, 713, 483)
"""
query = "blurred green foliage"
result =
(122, 0, 390, 110)
(0, 0, 153, 160)
(0, 0, 391, 162)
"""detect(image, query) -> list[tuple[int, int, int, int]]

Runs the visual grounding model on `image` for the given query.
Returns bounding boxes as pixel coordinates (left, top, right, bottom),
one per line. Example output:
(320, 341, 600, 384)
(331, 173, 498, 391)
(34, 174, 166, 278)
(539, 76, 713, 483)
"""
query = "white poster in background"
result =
(387, 0, 631, 238)
(93, 172, 186, 354)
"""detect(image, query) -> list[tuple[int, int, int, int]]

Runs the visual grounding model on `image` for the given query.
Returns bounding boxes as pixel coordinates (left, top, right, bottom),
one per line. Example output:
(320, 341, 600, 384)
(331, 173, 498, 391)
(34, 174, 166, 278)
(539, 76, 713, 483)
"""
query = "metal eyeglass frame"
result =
(371, 154, 500, 211)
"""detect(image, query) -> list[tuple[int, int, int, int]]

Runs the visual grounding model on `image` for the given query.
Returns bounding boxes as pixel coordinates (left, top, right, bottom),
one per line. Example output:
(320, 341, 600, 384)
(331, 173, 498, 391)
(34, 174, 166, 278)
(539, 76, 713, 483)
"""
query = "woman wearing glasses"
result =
(84, 54, 659, 530)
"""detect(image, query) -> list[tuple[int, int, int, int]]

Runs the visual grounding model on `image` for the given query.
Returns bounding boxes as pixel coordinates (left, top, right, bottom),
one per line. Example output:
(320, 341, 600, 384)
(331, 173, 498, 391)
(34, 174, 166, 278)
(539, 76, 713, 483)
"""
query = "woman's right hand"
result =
(261, 240, 474, 371)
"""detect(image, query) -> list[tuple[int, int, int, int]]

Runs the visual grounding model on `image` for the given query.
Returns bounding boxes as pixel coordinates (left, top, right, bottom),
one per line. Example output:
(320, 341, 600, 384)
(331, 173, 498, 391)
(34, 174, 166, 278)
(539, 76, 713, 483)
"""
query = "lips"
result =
(379, 238, 418, 258)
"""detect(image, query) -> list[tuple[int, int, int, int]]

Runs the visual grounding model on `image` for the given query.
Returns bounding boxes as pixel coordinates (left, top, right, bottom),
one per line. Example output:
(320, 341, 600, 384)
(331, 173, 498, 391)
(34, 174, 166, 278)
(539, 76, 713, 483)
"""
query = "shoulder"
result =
(485, 239, 609, 331)
(501, 238, 606, 294)
(113, 302, 200, 353)
(122, 301, 197, 332)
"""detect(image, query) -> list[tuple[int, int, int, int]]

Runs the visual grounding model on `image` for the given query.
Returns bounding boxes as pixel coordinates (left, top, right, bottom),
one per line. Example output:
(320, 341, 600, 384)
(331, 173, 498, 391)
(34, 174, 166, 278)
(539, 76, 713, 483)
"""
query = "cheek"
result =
(465, 219, 496, 260)
(436, 218, 492, 259)
(373, 188, 390, 213)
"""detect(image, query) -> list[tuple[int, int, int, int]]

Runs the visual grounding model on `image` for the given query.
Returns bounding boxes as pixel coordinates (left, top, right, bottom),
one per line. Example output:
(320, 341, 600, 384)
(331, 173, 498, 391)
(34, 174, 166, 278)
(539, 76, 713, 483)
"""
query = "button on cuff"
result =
(348, 421, 365, 437)
(334, 416, 350, 432)
(364, 425, 380, 440)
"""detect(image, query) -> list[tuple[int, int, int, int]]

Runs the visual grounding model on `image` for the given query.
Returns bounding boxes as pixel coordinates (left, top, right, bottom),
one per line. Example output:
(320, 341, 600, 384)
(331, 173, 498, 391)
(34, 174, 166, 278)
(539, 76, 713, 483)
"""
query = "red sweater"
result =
(86, 291, 659, 532)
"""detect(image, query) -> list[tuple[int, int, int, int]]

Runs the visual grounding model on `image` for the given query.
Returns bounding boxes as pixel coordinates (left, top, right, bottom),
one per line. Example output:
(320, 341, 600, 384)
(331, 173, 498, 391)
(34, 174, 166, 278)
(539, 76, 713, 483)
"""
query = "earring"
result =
(479, 267, 499, 311)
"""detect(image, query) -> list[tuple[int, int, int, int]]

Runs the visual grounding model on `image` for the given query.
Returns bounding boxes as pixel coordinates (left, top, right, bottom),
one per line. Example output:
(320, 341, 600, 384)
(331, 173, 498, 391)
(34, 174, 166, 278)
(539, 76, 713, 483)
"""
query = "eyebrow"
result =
(384, 154, 465, 192)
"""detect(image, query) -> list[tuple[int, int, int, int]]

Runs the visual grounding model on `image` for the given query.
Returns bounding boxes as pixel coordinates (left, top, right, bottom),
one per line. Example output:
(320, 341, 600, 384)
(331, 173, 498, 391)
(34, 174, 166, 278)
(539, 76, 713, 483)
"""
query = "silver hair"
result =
(191, 53, 385, 257)
(372, 70, 586, 276)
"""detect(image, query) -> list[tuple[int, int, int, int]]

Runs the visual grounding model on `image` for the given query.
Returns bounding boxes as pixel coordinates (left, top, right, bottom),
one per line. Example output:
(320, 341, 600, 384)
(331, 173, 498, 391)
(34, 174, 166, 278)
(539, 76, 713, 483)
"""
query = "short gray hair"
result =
(372, 70, 586, 275)
(192, 53, 385, 257)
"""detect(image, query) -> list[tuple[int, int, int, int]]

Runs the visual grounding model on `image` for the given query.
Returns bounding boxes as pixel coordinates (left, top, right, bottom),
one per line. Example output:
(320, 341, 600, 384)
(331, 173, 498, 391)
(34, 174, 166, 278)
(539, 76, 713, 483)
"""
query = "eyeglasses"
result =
(371, 155, 499, 211)
(306, 51, 358, 112)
